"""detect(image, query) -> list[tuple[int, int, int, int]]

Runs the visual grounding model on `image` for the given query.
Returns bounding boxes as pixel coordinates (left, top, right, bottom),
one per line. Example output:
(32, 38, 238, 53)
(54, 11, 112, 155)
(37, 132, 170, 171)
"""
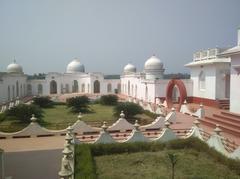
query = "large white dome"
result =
(66, 59, 85, 73)
(7, 61, 23, 74)
(144, 55, 163, 70)
(123, 63, 136, 74)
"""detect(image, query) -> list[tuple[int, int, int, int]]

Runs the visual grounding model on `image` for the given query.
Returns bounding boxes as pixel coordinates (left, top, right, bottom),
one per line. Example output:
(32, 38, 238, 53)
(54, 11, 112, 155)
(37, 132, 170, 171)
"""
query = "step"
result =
(205, 116, 240, 130)
(221, 111, 240, 119)
(213, 114, 240, 124)
(200, 119, 240, 137)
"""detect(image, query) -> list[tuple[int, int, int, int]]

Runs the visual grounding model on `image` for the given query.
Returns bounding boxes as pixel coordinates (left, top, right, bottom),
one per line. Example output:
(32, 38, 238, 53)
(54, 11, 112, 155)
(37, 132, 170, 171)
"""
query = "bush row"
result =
(74, 138, 240, 179)
(74, 144, 96, 179)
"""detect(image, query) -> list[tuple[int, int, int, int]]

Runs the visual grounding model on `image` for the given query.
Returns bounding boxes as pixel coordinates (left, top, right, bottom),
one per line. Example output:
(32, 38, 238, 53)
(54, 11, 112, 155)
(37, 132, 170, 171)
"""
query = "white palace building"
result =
(0, 28, 240, 114)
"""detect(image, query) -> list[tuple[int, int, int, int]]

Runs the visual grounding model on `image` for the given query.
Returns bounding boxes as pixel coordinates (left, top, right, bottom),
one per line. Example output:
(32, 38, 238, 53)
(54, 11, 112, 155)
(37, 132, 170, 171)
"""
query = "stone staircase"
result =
(218, 99, 230, 110)
(200, 111, 240, 137)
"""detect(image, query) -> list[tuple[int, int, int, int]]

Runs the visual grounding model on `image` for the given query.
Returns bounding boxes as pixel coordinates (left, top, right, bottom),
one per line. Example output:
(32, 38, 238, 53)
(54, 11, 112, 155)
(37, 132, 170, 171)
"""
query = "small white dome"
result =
(66, 58, 85, 73)
(124, 63, 136, 73)
(144, 55, 163, 70)
(7, 61, 23, 74)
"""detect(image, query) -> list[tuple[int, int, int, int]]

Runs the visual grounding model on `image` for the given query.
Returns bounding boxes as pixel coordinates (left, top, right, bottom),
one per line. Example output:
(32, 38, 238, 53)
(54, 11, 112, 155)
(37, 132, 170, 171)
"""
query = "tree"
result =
(113, 102, 143, 119)
(32, 96, 53, 108)
(5, 104, 43, 122)
(66, 96, 90, 113)
(167, 153, 178, 179)
(99, 95, 118, 105)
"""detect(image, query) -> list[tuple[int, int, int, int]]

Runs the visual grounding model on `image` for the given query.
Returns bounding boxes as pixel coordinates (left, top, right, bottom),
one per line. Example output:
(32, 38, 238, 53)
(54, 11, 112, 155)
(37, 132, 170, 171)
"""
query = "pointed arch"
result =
(50, 80, 57, 94)
(27, 84, 32, 96)
(199, 71, 206, 90)
(72, 80, 79, 93)
(16, 81, 19, 97)
(107, 83, 112, 93)
(94, 80, 100, 93)
(38, 84, 43, 95)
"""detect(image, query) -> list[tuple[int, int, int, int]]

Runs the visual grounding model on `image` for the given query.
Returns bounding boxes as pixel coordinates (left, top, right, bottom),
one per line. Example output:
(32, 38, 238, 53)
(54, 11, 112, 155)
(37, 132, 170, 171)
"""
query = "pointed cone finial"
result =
(120, 111, 125, 118)
(184, 100, 187, 104)
(214, 124, 222, 135)
(101, 121, 108, 132)
(30, 114, 37, 122)
(200, 103, 203, 108)
(171, 107, 175, 112)
(194, 118, 200, 127)
(77, 112, 82, 120)
(164, 121, 170, 128)
(134, 120, 140, 131)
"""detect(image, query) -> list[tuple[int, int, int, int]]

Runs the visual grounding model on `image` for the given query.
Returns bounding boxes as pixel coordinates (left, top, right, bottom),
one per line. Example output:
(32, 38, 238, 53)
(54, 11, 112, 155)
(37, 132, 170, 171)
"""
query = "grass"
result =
(0, 104, 154, 131)
(74, 138, 240, 179)
(95, 150, 239, 179)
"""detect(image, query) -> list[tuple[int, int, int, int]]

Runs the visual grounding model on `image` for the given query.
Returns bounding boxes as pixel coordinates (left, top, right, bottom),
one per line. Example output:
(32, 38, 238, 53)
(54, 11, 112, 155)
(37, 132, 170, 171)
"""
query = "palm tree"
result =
(167, 153, 178, 179)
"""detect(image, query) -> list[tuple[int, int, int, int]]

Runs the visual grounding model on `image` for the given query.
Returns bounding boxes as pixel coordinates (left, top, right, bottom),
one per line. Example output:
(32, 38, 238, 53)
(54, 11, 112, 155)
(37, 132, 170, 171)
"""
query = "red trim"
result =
(166, 79, 187, 111)
(187, 96, 219, 108)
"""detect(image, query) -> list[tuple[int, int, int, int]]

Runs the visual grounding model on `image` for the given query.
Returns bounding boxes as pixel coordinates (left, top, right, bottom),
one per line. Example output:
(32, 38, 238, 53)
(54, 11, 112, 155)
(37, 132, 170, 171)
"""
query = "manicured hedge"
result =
(74, 144, 96, 179)
(74, 138, 240, 178)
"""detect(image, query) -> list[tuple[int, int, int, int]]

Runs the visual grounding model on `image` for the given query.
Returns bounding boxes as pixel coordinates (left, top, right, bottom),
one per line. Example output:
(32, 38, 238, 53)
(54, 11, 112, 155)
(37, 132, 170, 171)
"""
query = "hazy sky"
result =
(0, 0, 240, 75)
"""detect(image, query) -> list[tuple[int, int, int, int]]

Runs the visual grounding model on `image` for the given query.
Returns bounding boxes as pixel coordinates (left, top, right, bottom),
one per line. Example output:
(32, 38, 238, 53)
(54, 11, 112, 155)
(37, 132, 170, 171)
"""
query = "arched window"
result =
(50, 80, 57, 94)
(61, 84, 64, 94)
(27, 84, 32, 96)
(12, 85, 15, 99)
(94, 80, 100, 93)
(16, 81, 19, 97)
(107, 83, 112, 93)
(20, 84, 23, 97)
(145, 85, 148, 101)
(24, 84, 26, 96)
(199, 71, 206, 90)
(38, 84, 43, 95)
(8, 85, 10, 101)
(65, 84, 69, 93)
(82, 83, 85, 93)
(131, 84, 134, 96)
(72, 80, 78, 93)
(117, 83, 121, 93)
(128, 81, 130, 95)
(135, 85, 137, 97)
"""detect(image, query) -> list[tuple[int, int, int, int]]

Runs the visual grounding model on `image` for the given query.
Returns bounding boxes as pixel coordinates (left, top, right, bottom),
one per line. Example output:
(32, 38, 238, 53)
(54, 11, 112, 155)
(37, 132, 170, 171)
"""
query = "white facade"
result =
(219, 27, 240, 113)
(1, 28, 240, 115)
(121, 55, 193, 103)
(0, 59, 121, 104)
(185, 51, 230, 100)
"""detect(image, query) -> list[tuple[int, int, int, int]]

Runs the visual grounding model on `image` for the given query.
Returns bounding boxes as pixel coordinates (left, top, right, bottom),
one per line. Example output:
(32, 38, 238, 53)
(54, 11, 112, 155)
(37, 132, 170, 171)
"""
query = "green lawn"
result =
(95, 149, 240, 179)
(0, 104, 154, 131)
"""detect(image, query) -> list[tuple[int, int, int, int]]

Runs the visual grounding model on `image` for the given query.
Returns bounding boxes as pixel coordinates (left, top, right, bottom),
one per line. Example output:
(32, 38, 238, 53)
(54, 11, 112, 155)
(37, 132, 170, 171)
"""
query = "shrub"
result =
(75, 144, 97, 179)
(113, 102, 143, 118)
(32, 96, 53, 108)
(143, 110, 158, 119)
(0, 113, 6, 122)
(99, 95, 118, 105)
(66, 96, 90, 113)
(5, 104, 43, 122)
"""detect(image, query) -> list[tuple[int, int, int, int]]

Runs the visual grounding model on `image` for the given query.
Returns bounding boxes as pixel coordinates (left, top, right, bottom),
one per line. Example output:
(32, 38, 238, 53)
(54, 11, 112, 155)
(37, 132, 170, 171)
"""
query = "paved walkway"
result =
(5, 149, 62, 179)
